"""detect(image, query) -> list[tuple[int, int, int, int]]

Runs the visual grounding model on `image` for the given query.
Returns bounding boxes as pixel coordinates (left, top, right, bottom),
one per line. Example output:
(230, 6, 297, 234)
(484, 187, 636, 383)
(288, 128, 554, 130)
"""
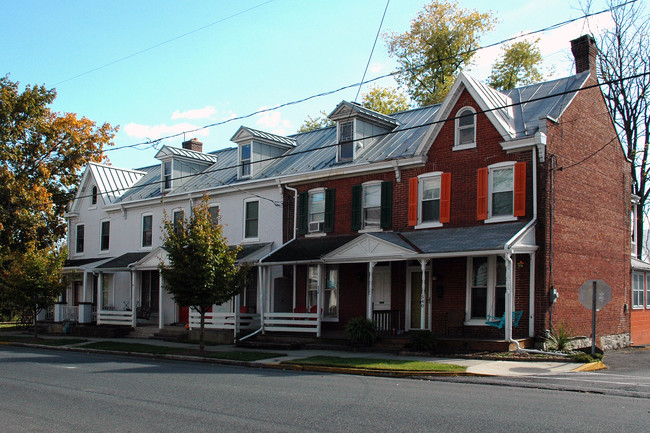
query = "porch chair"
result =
(485, 310, 523, 329)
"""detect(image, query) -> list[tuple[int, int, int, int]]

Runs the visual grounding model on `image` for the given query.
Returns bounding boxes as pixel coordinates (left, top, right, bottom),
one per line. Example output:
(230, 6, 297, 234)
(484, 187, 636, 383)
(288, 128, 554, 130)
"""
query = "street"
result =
(1, 346, 648, 432)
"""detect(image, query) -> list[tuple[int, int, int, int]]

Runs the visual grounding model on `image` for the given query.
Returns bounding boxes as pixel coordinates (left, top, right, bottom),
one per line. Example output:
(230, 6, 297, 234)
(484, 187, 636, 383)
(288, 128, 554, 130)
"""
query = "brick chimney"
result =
(570, 35, 598, 75)
(182, 138, 203, 153)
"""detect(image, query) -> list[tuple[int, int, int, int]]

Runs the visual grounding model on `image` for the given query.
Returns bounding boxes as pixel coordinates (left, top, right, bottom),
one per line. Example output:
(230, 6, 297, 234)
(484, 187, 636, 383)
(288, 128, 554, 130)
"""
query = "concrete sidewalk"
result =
(0, 332, 596, 377)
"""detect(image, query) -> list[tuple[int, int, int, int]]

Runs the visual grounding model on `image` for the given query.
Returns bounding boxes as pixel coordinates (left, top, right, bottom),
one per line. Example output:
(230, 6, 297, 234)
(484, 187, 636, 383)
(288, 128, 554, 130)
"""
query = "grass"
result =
(0, 335, 87, 346)
(0, 323, 20, 332)
(283, 356, 467, 373)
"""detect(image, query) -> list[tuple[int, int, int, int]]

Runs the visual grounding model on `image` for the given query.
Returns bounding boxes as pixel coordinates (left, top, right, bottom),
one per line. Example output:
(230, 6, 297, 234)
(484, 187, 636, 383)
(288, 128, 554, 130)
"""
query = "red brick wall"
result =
(537, 74, 631, 339)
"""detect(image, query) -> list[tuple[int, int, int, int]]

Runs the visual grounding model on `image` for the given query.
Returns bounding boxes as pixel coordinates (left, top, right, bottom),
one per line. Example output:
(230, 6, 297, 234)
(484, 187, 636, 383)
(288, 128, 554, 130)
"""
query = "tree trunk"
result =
(199, 311, 205, 352)
(32, 306, 38, 338)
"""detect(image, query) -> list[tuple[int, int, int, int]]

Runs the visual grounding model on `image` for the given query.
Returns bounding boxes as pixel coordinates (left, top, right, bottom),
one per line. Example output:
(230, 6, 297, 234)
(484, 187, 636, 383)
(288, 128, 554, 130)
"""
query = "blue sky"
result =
(3, 0, 612, 168)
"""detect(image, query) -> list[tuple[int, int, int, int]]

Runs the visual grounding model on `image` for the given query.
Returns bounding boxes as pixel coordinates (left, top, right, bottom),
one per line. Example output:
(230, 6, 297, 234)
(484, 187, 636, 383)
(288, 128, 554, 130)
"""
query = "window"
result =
(647, 274, 650, 309)
(142, 215, 152, 247)
(308, 190, 325, 233)
(91, 186, 98, 205)
(307, 266, 319, 310)
(324, 266, 338, 319)
(244, 200, 259, 239)
(362, 184, 381, 229)
(163, 161, 172, 190)
(455, 107, 476, 149)
(477, 162, 526, 221)
(352, 182, 392, 231)
(240, 143, 251, 177)
(208, 205, 219, 226)
(631, 205, 638, 257)
(100, 220, 110, 251)
(408, 173, 450, 227)
(338, 121, 354, 161)
(173, 210, 184, 234)
(633, 273, 645, 309)
(468, 256, 506, 320)
(75, 224, 84, 254)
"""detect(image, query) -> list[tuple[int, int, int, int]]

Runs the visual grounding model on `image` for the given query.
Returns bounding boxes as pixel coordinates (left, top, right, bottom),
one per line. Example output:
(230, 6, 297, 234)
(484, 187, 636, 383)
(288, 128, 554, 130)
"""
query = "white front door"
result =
(372, 267, 391, 311)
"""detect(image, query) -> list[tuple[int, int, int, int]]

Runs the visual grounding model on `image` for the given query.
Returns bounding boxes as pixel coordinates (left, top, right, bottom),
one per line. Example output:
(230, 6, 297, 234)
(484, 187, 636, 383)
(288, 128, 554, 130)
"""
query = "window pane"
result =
(495, 286, 506, 317)
(241, 144, 250, 160)
(339, 142, 353, 160)
(421, 199, 440, 222)
(101, 221, 110, 250)
(339, 122, 353, 142)
(364, 207, 381, 227)
(492, 191, 513, 216)
(309, 192, 325, 221)
(208, 207, 219, 225)
(307, 266, 318, 310)
(471, 286, 487, 318)
(422, 177, 440, 200)
(76, 225, 84, 253)
(493, 168, 513, 192)
(245, 201, 259, 238)
(458, 110, 474, 127)
(458, 127, 474, 144)
(364, 185, 380, 207)
(324, 267, 338, 318)
(496, 257, 506, 286)
(142, 215, 152, 247)
(472, 257, 488, 287)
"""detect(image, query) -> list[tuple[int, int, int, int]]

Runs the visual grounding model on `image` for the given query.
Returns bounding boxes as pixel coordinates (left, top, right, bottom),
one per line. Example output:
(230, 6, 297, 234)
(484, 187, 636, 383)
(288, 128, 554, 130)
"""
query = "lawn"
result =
(282, 356, 467, 372)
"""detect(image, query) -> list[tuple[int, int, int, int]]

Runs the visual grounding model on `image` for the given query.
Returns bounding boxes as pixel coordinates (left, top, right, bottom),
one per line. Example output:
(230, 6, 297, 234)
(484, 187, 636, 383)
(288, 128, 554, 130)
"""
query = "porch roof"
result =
(96, 252, 150, 271)
(62, 257, 113, 272)
(234, 242, 273, 263)
(261, 221, 530, 264)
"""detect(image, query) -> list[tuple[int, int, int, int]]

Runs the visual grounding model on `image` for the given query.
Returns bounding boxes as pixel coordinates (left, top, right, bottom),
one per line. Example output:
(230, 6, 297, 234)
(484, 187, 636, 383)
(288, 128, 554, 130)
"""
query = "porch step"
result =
(151, 325, 190, 342)
(127, 325, 159, 339)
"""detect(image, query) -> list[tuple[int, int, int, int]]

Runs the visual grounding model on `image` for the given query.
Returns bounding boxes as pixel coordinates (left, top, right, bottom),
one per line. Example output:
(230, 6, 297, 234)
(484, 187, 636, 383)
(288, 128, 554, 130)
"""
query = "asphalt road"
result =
(1, 346, 649, 432)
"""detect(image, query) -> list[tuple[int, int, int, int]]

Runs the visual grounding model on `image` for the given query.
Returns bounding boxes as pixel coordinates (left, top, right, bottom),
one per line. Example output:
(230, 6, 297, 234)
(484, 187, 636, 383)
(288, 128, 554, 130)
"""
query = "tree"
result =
(584, 0, 650, 257)
(0, 75, 116, 258)
(361, 86, 410, 114)
(0, 244, 65, 336)
(159, 199, 249, 351)
(384, 0, 496, 106)
(488, 39, 544, 90)
(298, 111, 334, 133)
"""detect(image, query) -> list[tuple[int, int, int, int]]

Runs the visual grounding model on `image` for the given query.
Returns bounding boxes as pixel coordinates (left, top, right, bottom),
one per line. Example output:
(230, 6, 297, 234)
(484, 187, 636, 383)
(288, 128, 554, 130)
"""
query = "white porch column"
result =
(234, 288, 241, 339)
(83, 271, 90, 303)
(130, 270, 137, 328)
(504, 254, 514, 342)
(258, 266, 265, 332)
(97, 272, 103, 325)
(528, 253, 535, 338)
(158, 271, 164, 329)
(367, 262, 376, 320)
(419, 259, 429, 329)
(292, 264, 297, 311)
(317, 264, 323, 338)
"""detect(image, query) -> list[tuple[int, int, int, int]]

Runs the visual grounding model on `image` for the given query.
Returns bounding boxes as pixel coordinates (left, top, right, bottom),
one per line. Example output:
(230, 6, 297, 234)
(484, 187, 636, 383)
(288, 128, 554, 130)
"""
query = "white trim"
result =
(487, 161, 516, 221)
(416, 172, 443, 228)
(307, 188, 326, 234)
(161, 159, 173, 192)
(239, 142, 252, 179)
(454, 106, 476, 148)
(361, 180, 382, 230)
(99, 219, 110, 253)
(336, 119, 355, 162)
(141, 213, 153, 249)
(465, 255, 506, 324)
(242, 198, 260, 242)
(74, 223, 85, 256)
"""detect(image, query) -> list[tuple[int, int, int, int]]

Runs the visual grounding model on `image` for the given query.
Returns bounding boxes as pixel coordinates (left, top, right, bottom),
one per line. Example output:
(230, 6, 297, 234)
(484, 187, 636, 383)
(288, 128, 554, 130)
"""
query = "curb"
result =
(265, 363, 482, 378)
(572, 361, 607, 372)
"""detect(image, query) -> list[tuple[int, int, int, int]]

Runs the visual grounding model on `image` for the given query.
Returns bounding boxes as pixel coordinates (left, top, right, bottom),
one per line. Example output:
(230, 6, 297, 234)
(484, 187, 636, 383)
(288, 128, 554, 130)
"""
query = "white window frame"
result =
(243, 198, 260, 241)
(323, 265, 339, 321)
(75, 223, 85, 255)
(633, 272, 645, 309)
(99, 219, 110, 252)
(465, 256, 507, 325)
(162, 160, 172, 191)
(307, 265, 319, 311)
(454, 107, 476, 150)
(141, 214, 153, 249)
(308, 188, 325, 234)
(360, 181, 382, 231)
(240, 143, 252, 178)
(416, 172, 443, 229)
(487, 161, 517, 223)
(91, 185, 98, 206)
(337, 120, 355, 162)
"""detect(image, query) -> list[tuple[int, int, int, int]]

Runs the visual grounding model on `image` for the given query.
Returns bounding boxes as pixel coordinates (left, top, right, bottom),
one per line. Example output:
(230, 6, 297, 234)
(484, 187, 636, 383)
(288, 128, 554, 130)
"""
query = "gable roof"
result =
(328, 101, 399, 129)
(154, 145, 219, 164)
(71, 163, 145, 211)
(231, 126, 296, 148)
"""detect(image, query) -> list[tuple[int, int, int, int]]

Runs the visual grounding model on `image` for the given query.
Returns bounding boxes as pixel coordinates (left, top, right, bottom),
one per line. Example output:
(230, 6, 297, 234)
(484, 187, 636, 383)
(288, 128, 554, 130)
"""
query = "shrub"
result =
(570, 352, 603, 363)
(545, 323, 574, 352)
(409, 330, 436, 352)
(345, 317, 377, 346)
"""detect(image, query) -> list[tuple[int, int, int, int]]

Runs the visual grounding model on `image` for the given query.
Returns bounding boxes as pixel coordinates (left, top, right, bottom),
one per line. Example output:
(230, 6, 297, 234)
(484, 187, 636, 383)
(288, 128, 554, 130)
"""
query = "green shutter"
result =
(380, 181, 393, 229)
(351, 185, 362, 231)
(324, 188, 336, 233)
(298, 192, 308, 235)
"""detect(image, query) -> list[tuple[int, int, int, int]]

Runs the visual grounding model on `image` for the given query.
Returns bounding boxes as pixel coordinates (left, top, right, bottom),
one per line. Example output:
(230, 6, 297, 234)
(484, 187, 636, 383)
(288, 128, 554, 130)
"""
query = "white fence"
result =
(188, 310, 259, 333)
(263, 312, 319, 334)
(97, 310, 134, 326)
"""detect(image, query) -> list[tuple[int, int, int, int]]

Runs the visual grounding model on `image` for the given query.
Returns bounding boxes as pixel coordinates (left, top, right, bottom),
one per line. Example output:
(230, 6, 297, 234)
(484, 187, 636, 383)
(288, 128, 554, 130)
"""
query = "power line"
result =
(100, 1, 633, 155)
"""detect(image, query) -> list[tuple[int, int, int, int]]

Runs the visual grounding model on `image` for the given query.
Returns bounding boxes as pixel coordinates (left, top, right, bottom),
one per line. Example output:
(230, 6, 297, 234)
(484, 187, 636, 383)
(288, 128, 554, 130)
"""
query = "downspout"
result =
(239, 185, 299, 343)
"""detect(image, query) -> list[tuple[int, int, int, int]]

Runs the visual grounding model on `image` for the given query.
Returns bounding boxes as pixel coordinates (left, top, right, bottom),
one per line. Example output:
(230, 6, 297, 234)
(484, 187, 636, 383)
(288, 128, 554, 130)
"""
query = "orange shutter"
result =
(514, 162, 527, 217)
(408, 177, 418, 226)
(440, 172, 451, 223)
(477, 167, 488, 220)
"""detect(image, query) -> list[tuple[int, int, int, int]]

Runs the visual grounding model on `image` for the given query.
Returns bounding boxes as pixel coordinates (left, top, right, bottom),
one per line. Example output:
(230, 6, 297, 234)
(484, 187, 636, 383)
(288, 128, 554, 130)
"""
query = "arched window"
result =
(455, 107, 476, 148)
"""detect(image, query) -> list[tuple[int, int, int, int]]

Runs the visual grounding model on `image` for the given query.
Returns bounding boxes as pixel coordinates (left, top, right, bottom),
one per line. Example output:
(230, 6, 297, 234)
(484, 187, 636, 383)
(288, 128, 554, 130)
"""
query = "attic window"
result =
(455, 107, 476, 149)
(338, 121, 354, 161)
(163, 161, 172, 190)
(240, 143, 251, 177)
(91, 186, 98, 205)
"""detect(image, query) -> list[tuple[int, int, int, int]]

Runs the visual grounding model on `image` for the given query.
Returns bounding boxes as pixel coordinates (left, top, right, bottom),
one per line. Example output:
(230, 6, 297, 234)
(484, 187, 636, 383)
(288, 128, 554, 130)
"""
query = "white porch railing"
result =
(188, 310, 260, 333)
(263, 312, 319, 334)
(97, 309, 134, 326)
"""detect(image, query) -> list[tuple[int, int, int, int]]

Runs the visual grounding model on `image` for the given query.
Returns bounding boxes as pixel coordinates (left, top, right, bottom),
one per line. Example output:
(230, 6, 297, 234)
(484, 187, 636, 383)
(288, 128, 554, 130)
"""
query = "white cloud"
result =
(255, 107, 292, 135)
(369, 62, 385, 74)
(123, 122, 210, 140)
(171, 106, 217, 120)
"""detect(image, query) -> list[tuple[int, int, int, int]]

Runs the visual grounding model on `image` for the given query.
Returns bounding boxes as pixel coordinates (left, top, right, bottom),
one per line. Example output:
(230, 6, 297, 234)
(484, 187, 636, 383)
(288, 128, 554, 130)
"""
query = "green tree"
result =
(159, 199, 249, 351)
(384, 0, 496, 106)
(0, 75, 116, 258)
(0, 244, 65, 336)
(488, 39, 544, 90)
(361, 86, 410, 114)
(298, 111, 334, 133)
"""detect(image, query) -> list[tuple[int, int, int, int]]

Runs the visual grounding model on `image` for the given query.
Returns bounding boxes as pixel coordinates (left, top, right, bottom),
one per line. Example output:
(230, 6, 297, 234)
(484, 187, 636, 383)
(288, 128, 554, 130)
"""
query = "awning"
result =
(62, 257, 113, 273)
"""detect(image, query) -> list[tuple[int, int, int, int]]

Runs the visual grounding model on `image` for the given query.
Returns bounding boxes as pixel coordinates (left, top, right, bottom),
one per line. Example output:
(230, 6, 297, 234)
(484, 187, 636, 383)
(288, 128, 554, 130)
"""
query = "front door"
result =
(372, 267, 391, 311)
(140, 270, 159, 314)
(408, 269, 430, 330)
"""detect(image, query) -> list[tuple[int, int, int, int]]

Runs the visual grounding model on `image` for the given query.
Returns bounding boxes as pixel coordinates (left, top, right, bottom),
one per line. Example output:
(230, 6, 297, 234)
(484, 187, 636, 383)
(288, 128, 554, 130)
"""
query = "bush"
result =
(345, 317, 377, 346)
(545, 323, 574, 352)
(408, 330, 437, 352)
(570, 352, 603, 363)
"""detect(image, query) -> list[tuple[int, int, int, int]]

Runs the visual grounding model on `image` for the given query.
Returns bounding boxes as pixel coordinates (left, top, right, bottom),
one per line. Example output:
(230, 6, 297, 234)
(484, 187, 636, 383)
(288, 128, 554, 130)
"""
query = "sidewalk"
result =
(0, 332, 596, 377)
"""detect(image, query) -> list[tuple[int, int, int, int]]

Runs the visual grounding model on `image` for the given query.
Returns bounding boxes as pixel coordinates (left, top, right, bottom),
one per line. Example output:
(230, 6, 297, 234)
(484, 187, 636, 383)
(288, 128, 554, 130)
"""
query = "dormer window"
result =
(338, 121, 354, 161)
(240, 143, 251, 177)
(455, 107, 476, 149)
(162, 161, 172, 190)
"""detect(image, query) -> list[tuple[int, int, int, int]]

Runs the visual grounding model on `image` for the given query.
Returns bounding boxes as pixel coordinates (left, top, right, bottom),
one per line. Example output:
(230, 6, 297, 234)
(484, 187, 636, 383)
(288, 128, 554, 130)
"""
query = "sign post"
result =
(578, 279, 612, 355)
